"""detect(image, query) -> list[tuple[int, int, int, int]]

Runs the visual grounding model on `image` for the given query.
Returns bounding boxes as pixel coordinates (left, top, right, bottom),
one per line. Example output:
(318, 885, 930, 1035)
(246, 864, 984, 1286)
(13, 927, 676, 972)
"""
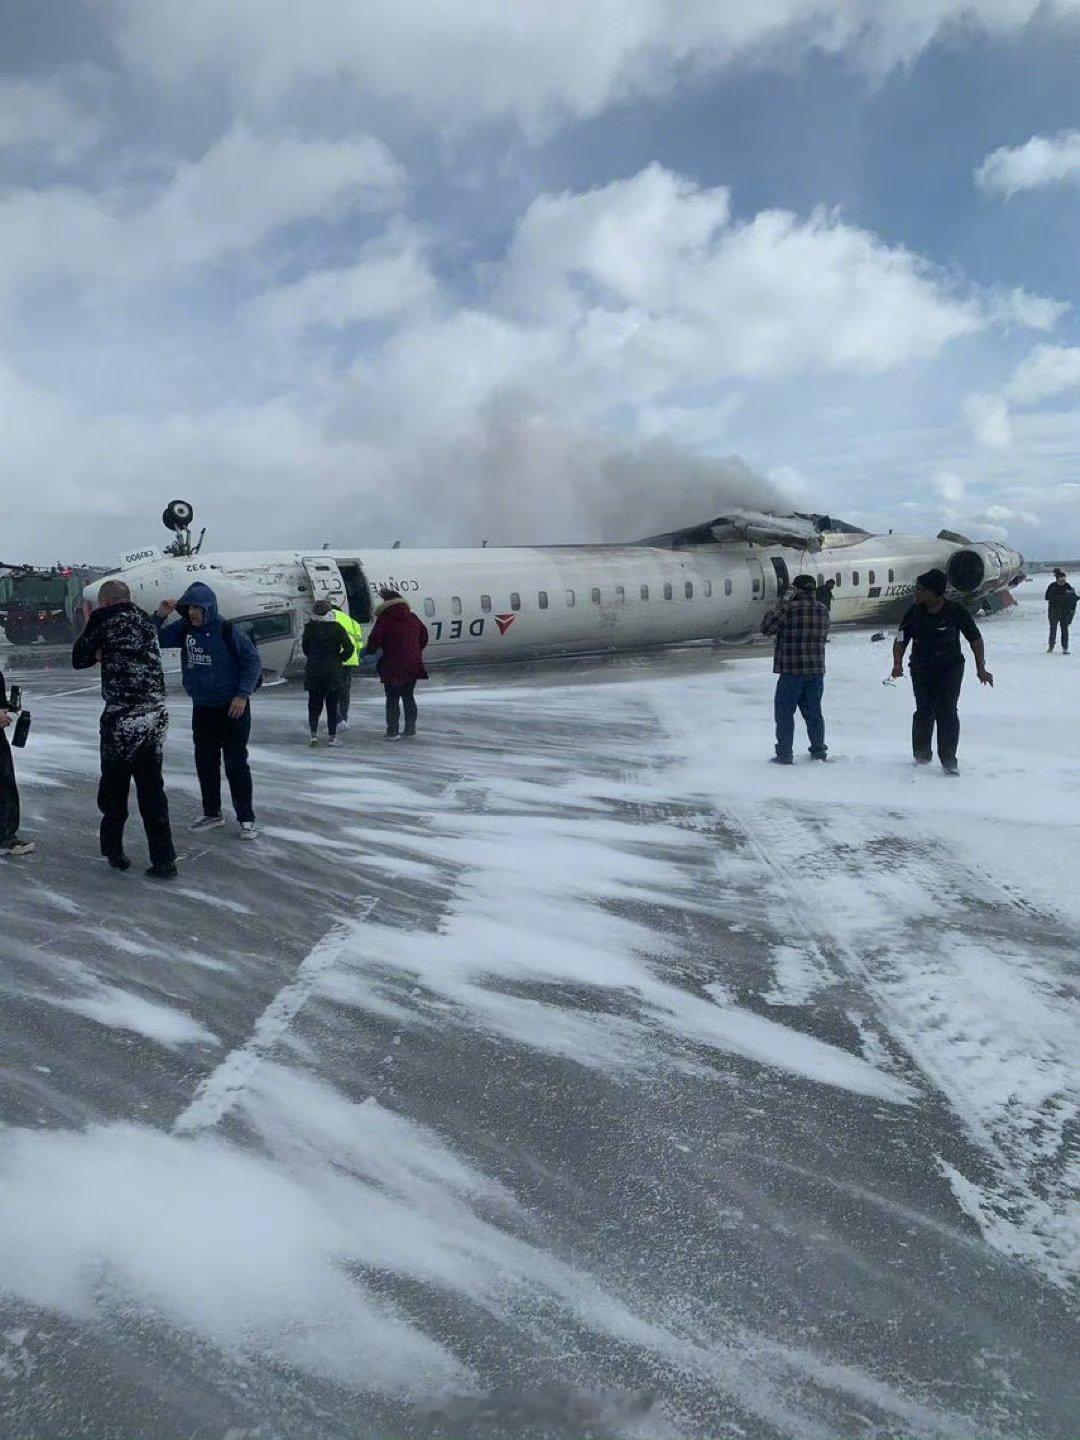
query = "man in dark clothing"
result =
(891, 568, 994, 776)
(72, 580, 177, 878)
(816, 577, 835, 613)
(0, 670, 34, 857)
(155, 582, 262, 839)
(365, 588, 430, 739)
(301, 600, 354, 745)
(1044, 568, 1076, 653)
(761, 573, 830, 764)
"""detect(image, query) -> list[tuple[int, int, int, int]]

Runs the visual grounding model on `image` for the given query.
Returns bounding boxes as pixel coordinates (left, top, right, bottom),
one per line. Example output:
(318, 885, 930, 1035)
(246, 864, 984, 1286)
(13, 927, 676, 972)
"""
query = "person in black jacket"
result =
(72, 579, 178, 878)
(0, 670, 34, 857)
(1044, 568, 1077, 653)
(301, 600, 354, 746)
(890, 568, 994, 776)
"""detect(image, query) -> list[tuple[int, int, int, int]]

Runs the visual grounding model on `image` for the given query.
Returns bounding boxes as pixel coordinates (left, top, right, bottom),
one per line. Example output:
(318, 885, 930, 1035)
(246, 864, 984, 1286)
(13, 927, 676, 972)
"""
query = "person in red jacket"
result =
(365, 588, 429, 738)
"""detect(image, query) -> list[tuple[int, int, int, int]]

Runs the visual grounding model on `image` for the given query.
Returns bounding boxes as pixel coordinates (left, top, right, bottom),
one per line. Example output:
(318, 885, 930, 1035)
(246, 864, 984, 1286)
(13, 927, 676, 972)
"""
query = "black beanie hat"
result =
(916, 568, 947, 596)
(792, 574, 816, 591)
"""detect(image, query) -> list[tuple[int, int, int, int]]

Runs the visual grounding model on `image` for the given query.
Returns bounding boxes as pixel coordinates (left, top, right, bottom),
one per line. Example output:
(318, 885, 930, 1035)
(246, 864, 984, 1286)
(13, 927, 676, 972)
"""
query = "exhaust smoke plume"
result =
(382, 392, 788, 547)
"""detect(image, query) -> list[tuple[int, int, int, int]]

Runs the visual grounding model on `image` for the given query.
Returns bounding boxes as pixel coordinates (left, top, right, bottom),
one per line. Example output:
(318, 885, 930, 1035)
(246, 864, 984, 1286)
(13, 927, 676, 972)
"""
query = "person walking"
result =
(154, 582, 262, 839)
(761, 573, 829, 764)
(816, 577, 835, 613)
(891, 568, 993, 776)
(72, 579, 177, 878)
(329, 603, 364, 726)
(1044, 568, 1076, 654)
(365, 588, 429, 739)
(0, 669, 34, 858)
(302, 600, 354, 745)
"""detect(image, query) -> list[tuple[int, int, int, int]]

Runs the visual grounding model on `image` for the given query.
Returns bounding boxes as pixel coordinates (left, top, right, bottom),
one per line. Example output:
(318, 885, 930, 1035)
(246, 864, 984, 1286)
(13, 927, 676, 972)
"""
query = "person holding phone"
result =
(0, 669, 35, 857)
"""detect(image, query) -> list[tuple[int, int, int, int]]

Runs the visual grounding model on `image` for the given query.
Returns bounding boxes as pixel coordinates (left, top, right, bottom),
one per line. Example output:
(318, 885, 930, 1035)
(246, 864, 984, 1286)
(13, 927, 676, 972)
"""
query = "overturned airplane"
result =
(88, 503, 1025, 677)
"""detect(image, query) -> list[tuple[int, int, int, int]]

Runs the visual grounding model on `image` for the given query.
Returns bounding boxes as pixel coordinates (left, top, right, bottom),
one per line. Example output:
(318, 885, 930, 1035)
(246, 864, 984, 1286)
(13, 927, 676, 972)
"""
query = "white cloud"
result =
(985, 287, 1070, 331)
(108, 1, 1080, 134)
(962, 392, 1013, 449)
(493, 166, 1055, 391)
(245, 222, 436, 337)
(0, 124, 404, 297)
(934, 470, 967, 507)
(1006, 344, 1080, 404)
(0, 70, 107, 162)
(976, 129, 1080, 198)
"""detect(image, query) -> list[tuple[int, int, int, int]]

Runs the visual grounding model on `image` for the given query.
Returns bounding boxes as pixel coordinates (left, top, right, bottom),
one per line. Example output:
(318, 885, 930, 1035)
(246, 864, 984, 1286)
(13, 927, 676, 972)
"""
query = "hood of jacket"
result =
(374, 596, 411, 621)
(177, 581, 220, 629)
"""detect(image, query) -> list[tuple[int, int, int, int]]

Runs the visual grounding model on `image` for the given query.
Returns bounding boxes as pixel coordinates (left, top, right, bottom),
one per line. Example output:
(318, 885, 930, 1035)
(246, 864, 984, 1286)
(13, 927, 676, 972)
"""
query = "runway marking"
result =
(173, 897, 377, 1136)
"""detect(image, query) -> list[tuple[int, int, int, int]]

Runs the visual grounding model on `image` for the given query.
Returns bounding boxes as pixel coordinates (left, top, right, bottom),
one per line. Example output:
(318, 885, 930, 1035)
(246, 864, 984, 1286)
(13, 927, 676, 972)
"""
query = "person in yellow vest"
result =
(330, 605, 364, 727)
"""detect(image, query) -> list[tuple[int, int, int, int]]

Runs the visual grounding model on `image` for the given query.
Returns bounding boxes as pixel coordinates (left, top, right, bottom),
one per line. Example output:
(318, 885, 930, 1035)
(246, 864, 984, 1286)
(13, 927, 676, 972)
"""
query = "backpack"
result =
(178, 617, 263, 691)
(1063, 588, 1078, 623)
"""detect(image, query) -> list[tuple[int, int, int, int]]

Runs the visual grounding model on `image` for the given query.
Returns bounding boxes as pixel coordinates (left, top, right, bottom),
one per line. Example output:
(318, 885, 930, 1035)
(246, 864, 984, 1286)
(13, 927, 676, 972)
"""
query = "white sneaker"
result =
(239, 821, 258, 840)
(2, 838, 36, 857)
(309, 735, 319, 747)
(338, 719, 349, 730)
(190, 813, 225, 831)
(328, 735, 337, 746)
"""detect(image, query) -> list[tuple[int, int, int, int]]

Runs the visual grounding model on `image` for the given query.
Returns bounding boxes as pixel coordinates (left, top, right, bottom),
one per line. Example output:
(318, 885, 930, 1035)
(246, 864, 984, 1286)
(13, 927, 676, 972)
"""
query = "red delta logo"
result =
(495, 613, 517, 636)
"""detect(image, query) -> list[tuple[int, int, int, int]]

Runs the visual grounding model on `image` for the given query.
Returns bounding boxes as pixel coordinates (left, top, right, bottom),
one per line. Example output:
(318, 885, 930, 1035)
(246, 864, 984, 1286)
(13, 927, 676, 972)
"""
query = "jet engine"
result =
(946, 542, 1023, 598)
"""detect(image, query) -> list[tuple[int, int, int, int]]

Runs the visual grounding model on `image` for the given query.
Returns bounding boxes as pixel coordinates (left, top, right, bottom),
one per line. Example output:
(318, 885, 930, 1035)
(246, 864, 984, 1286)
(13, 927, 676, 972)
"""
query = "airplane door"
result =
(301, 555, 347, 608)
(771, 556, 790, 599)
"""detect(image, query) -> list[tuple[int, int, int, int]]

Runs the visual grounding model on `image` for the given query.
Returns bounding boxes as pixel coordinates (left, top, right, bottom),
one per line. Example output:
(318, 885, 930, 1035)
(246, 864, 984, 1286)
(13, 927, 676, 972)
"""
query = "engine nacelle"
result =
(947, 543, 1022, 596)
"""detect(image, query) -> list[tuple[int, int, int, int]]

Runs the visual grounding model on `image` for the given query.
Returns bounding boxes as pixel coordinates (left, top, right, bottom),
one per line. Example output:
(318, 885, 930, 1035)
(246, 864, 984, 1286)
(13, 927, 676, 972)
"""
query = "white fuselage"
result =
(93, 531, 1023, 678)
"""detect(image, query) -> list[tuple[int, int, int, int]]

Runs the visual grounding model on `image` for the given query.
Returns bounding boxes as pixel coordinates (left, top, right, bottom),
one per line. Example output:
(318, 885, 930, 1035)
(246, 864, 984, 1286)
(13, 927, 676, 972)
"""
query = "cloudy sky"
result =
(2, 1, 1079, 563)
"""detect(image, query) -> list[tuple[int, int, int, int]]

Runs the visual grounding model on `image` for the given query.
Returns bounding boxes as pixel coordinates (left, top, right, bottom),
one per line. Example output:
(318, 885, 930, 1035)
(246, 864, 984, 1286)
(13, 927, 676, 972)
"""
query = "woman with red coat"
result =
(365, 588, 430, 738)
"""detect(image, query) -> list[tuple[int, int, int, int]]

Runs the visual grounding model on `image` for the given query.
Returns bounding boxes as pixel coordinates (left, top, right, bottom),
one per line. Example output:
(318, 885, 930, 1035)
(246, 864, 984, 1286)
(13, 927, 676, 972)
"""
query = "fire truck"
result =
(0, 564, 110, 645)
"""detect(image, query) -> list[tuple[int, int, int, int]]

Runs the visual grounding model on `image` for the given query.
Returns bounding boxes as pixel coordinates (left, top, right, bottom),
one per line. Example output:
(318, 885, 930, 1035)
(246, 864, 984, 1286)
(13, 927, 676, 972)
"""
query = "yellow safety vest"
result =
(331, 608, 364, 666)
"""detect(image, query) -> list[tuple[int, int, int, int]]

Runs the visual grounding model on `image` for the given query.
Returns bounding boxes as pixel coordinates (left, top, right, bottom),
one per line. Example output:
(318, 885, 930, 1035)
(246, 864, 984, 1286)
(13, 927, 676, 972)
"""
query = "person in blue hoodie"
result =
(155, 583, 262, 839)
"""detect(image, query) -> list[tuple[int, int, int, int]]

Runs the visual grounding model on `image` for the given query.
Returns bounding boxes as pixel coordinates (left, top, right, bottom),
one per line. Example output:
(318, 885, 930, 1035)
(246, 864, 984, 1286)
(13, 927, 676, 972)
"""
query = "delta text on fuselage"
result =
(90, 510, 1025, 679)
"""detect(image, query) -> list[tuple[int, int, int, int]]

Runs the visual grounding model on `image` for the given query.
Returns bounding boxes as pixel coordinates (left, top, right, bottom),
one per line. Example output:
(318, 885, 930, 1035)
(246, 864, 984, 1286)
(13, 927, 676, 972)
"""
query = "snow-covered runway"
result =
(0, 597, 1076, 1438)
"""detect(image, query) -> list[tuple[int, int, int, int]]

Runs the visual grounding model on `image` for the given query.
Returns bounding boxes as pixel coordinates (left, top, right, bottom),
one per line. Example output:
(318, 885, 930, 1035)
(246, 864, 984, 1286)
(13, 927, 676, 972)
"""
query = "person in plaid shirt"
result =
(761, 573, 829, 764)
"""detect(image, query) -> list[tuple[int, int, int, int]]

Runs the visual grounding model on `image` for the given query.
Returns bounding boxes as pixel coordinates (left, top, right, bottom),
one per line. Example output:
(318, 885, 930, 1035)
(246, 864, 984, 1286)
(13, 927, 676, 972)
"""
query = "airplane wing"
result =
(638, 510, 824, 551)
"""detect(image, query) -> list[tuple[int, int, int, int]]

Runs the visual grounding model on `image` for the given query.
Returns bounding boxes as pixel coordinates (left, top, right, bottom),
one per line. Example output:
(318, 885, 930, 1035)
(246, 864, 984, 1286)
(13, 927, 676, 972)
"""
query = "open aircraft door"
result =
(301, 555, 348, 609)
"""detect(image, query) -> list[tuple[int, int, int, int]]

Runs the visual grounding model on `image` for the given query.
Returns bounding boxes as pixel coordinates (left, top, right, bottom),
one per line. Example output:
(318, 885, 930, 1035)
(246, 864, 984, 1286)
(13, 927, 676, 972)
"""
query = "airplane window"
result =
(852, 571, 860, 587)
(451, 596, 462, 616)
(868, 571, 876, 586)
(663, 582, 673, 600)
(835, 572, 842, 587)
(510, 592, 521, 611)
(591, 587, 601, 604)
(538, 590, 549, 609)
(724, 578, 732, 596)
(704, 579, 712, 597)
(423, 597, 436, 617)
(685, 581, 693, 599)
(752, 578, 761, 596)
(615, 585, 625, 604)
(566, 589, 575, 607)
(234, 612, 293, 643)
(640, 584, 649, 601)
(481, 594, 492, 612)
(888, 569, 895, 583)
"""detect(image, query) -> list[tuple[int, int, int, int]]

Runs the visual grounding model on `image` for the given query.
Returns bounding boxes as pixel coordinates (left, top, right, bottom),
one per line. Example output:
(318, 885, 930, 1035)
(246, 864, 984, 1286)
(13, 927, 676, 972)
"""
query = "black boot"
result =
(106, 853, 132, 871)
(146, 862, 178, 880)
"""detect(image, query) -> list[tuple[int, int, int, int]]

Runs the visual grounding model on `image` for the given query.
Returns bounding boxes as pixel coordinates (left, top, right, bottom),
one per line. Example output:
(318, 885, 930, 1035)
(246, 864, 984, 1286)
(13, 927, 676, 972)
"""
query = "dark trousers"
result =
(98, 740, 175, 866)
(308, 685, 341, 737)
(911, 661, 964, 764)
(385, 682, 417, 736)
(774, 673, 826, 759)
(0, 730, 20, 846)
(1049, 617, 1070, 651)
(339, 670, 353, 721)
(192, 704, 254, 821)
